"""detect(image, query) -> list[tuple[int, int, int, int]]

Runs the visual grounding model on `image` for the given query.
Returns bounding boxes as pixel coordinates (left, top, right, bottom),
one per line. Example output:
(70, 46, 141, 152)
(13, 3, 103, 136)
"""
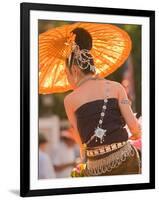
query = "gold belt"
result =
(86, 141, 128, 157)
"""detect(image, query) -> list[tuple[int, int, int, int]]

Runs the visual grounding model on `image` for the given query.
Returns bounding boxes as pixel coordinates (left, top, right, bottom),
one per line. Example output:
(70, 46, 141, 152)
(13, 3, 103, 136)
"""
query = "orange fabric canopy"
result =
(39, 22, 132, 94)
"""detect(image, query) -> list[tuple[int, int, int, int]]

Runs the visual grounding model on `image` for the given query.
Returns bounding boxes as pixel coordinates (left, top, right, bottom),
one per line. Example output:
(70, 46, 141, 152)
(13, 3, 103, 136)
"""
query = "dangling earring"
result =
(72, 65, 78, 84)
(74, 72, 78, 84)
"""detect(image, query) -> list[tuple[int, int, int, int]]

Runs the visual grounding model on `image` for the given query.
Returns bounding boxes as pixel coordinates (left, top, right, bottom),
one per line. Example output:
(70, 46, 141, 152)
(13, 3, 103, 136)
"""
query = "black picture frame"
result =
(20, 2, 155, 197)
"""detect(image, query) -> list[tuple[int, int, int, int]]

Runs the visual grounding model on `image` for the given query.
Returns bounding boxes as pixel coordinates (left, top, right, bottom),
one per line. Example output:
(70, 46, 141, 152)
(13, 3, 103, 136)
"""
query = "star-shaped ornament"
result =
(94, 127, 107, 143)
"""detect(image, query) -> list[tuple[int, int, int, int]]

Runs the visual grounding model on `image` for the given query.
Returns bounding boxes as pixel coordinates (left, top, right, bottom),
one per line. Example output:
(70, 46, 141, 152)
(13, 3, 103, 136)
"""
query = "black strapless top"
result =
(75, 98, 128, 147)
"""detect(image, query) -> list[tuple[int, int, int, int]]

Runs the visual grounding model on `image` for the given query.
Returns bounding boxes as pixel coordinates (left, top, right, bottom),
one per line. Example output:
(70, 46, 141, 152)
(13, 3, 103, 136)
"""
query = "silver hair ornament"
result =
(70, 42, 96, 73)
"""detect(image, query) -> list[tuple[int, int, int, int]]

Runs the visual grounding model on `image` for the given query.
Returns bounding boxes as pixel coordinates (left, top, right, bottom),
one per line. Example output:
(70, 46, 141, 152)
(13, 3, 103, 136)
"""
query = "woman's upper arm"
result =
(64, 95, 82, 146)
(117, 83, 141, 134)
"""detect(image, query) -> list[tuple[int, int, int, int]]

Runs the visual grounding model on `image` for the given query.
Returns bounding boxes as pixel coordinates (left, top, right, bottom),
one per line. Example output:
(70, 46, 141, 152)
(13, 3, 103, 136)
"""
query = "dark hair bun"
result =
(72, 27, 92, 50)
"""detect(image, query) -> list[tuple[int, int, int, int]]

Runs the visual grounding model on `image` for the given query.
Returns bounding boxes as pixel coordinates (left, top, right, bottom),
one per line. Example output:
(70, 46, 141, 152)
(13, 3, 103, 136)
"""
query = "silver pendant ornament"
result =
(94, 126, 107, 143)
(94, 98, 108, 144)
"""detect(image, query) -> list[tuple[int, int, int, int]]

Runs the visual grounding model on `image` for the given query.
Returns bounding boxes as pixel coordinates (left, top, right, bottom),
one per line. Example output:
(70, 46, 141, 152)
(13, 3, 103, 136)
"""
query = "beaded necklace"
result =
(76, 74, 103, 88)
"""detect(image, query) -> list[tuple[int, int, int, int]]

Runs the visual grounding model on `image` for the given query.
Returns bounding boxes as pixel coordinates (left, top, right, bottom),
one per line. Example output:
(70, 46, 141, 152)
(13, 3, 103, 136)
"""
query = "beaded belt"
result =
(85, 141, 137, 176)
(86, 141, 128, 157)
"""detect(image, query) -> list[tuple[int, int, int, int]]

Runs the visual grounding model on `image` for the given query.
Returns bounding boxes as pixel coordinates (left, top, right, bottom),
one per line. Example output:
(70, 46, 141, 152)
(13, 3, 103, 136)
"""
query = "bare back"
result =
(69, 79, 118, 112)
(64, 78, 141, 147)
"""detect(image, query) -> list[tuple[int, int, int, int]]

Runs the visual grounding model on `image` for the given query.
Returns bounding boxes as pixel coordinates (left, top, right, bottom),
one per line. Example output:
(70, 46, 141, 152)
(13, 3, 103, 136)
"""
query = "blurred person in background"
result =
(52, 128, 79, 178)
(39, 133, 56, 179)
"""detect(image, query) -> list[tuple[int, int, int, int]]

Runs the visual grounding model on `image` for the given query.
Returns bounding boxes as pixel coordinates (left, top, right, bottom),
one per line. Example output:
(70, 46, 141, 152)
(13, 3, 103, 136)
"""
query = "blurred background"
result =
(38, 20, 141, 179)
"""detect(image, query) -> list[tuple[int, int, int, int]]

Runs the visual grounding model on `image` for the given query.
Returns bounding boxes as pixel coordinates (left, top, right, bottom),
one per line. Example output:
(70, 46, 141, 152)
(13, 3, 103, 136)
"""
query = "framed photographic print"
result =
(20, 2, 155, 197)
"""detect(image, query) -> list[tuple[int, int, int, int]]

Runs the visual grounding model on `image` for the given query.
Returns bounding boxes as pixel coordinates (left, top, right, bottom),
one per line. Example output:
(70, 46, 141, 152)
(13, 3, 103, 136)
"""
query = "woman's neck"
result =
(76, 73, 100, 88)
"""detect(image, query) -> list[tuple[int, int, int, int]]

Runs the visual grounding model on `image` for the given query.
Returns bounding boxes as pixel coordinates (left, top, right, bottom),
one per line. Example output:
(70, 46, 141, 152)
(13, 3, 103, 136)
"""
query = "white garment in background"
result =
(52, 141, 76, 178)
(39, 150, 56, 179)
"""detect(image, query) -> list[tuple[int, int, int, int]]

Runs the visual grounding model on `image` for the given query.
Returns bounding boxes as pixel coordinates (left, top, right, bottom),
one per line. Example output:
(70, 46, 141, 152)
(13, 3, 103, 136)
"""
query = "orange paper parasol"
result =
(39, 22, 132, 94)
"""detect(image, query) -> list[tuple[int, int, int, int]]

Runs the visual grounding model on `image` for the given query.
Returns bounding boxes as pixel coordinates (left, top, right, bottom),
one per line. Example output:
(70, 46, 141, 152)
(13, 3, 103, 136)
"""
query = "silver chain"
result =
(85, 85, 109, 145)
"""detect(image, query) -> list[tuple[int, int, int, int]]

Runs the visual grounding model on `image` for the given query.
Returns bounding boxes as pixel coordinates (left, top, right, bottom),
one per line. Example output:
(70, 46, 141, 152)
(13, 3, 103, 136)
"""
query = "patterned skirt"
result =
(83, 142, 141, 176)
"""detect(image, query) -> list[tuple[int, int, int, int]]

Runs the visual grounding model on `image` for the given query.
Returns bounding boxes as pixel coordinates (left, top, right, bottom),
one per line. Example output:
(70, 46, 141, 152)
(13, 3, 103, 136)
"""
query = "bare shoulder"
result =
(64, 92, 72, 104)
(64, 91, 76, 106)
(105, 79, 123, 90)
